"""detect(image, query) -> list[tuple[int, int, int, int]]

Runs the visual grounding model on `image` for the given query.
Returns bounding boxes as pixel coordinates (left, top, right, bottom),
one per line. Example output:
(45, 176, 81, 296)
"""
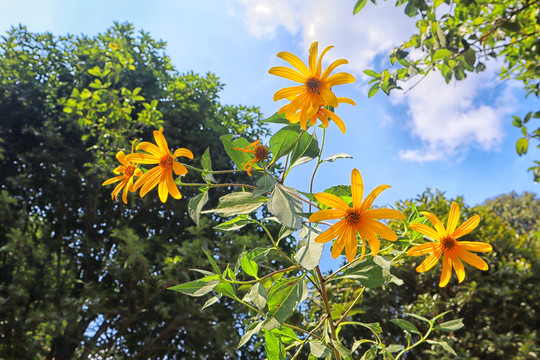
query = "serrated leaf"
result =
(363, 69, 378, 77)
(390, 319, 421, 335)
(330, 257, 386, 288)
(204, 192, 265, 217)
(406, 312, 431, 324)
(322, 153, 353, 163)
(266, 276, 307, 325)
(188, 191, 209, 226)
(267, 184, 303, 229)
(294, 226, 324, 270)
(238, 321, 263, 348)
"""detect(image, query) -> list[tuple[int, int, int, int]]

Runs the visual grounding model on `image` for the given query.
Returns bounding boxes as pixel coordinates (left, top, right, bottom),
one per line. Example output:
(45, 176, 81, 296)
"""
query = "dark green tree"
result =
(0, 23, 273, 359)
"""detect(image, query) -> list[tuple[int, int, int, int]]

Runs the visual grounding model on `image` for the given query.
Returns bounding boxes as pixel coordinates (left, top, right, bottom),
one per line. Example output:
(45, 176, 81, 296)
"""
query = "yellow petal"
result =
(315, 221, 340, 243)
(350, 168, 364, 209)
(285, 92, 308, 118)
(420, 211, 447, 237)
(326, 72, 355, 86)
(158, 177, 168, 203)
(153, 127, 170, 155)
(363, 208, 404, 220)
(121, 178, 129, 204)
(439, 253, 452, 287)
(166, 172, 182, 200)
(276, 51, 310, 78)
(103, 175, 124, 186)
(446, 202, 460, 235)
(452, 215, 480, 239)
(308, 41, 318, 74)
(173, 161, 188, 176)
(360, 185, 390, 213)
(415, 248, 443, 272)
(358, 234, 367, 261)
(337, 96, 356, 106)
(331, 224, 348, 258)
(458, 241, 492, 252)
(126, 153, 159, 165)
(116, 151, 127, 166)
(408, 223, 442, 241)
(407, 242, 440, 256)
(136, 166, 162, 195)
(456, 247, 489, 270)
(319, 86, 338, 107)
(321, 59, 349, 80)
(362, 229, 380, 256)
(316, 112, 329, 128)
(273, 85, 305, 101)
(451, 255, 466, 283)
(112, 178, 128, 202)
(137, 142, 162, 157)
(268, 66, 306, 83)
(314, 192, 350, 211)
(320, 108, 346, 133)
(345, 227, 358, 262)
(367, 220, 398, 241)
(173, 148, 194, 160)
(316, 45, 334, 77)
(309, 209, 346, 223)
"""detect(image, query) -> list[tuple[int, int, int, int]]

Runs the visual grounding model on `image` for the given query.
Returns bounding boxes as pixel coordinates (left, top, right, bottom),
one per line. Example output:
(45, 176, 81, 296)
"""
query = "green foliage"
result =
(0, 23, 270, 359)
(357, 0, 540, 180)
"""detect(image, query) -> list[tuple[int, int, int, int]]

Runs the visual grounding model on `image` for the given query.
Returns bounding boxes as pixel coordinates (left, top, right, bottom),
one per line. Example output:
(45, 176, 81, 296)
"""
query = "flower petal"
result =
(446, 202, 460, 235)
(126, 153, 159, 165)
(337, 96, 356, 106)
(309, 209, 346, 223)
(408, 223, 442, 241)
(367, 220, 398, 241)
(452, 215, 480, 239)
(158, 176, 168, 203)
(439, 253, 453, 287)
(320, 108, 346, 133)
(137, 142, 163, 157)
(415, 248, 443, 272)
(273, 84, 306, 101)
(285, 92, 308, 118)
(363, 208, 404, 220)
(345, 227, 358, 262)
(451, 255, 466, 283)
(308, 41, 318, 74)
(136, 166, 162, 196)
(456, 247, 489, 270)
(268, 67, 306, 84)
(316, 45, 334, 77)
(420, 211, 447, 237)
(276, 51, 310, 78)
(408, 242, 440, 256)
(103, 175, 125, 186)
(173, 148, 194, 160)
(314, 192, 350, 211)
(319, 86, 338, 107)
(116, 151, 127, 165)
(331, 224, 349, 259)
(360, 185, 390, 213)
(351, 168, 364, 209)
(166, 172, 182, 200)
(458, 241, 492, 252)
(315, 220, 346, 243)
(321, 59, 349, 80)
(362, 229, 380, 256)
(326, 72, 356, 86)
(173, 161, 188, 176)
(153, 127, 170, 155)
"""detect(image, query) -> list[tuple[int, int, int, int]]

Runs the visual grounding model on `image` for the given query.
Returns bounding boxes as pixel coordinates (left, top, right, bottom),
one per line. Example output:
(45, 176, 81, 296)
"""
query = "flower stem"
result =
(309, 127, 326, 213)
(316, 265, 341, 360)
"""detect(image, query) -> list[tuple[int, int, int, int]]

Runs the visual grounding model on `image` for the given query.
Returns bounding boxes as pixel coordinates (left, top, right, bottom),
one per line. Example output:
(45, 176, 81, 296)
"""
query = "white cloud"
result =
(232, 0, 515, 162)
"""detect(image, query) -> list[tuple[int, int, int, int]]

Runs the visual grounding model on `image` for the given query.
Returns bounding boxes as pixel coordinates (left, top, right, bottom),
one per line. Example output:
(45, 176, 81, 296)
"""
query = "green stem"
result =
(334, 287, 365, 328)
(309, 126, 326, 214)
(176, 181, 257, 190)
(182, 163, 243, 174)
(316, 266, 341, 360)
(394, 321, 434, 360)
(224, 265, 301, 285)
(252, 219, 297, 266)
(290, 314, 329, 360)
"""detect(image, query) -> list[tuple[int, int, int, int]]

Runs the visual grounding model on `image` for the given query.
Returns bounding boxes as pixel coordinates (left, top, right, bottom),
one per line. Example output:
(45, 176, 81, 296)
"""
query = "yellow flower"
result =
(278, 97, 356, 133)
(309, 169, 404, 262)
(269, 41, 355, 129)
(126, 127, 194, 203)
(233, 140, 269, 176)
(102, 150, 142, 204)
(407, 202, 492, 287)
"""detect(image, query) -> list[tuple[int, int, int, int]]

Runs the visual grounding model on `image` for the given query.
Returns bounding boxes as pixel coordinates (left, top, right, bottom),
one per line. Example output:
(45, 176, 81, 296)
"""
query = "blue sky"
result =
(2, 0, 537, 209)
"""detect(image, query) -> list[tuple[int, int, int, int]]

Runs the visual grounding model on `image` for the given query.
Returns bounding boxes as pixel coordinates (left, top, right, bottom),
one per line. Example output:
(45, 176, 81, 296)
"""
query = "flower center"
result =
(159, 155, 174, 170)
(124, 165, 135, 178)
(306, 77, 321, 94)
(254, 145, 269, 161)
(441, 236, 456, 252)
(345, 208, 362, 225)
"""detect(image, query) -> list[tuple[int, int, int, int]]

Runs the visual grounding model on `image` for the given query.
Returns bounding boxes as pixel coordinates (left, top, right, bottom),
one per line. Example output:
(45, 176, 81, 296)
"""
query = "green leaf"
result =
(204, 192, 266, 217)
(330, 257, 386, 288)
(361, 346, 378, 360)
(363, 69, 379, 77)
(310, 340, 331, 358)
(516, 138, 529, 156)
(88, 66, 101, 76)
(353, 0, 368, 14)
(202, 294, 222, 309)
(390, 319, 421, 335)
(215, 282, 238, 300)
(188, 190, 209, 226)
(267, 184, 303, 229)
(253, 173, 276, 198)
(322, 153, 353, 163)
(386, 344, 405, 353)
(289, 130, 319, 168)
(464, 49, 476, 67)
(524, 111, 532, 123)
(214, 215, 254, 231)
(433, 49, 453, 61)
(427, 340, 457, 356)
(331, 340, 351, 358)
(242, 282, 267, 310)
(340, 321, 382, 334)
(269, 124, 303, 159)
(368, 83, 380, 98)
(266, 276, 307, 326)
(168, 278, 219, 297)
(202, 248, 222, 275)
(238, 321, 263, 348)
(435, 318, 464, 332)
(264, 329, 285, 360)
(294, 226, 324, 270)
(264, 112, 290, 124)
(405, 312, 431, 324)
(220, 134, 253, 171)
(241, 252, 259, 278)
(512, 117, 522, 127)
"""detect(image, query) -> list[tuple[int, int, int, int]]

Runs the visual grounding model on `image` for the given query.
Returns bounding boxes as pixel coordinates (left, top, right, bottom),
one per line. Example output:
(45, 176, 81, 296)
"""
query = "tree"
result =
(355, 0, 540, 181)
(0, 23, 273, 359)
